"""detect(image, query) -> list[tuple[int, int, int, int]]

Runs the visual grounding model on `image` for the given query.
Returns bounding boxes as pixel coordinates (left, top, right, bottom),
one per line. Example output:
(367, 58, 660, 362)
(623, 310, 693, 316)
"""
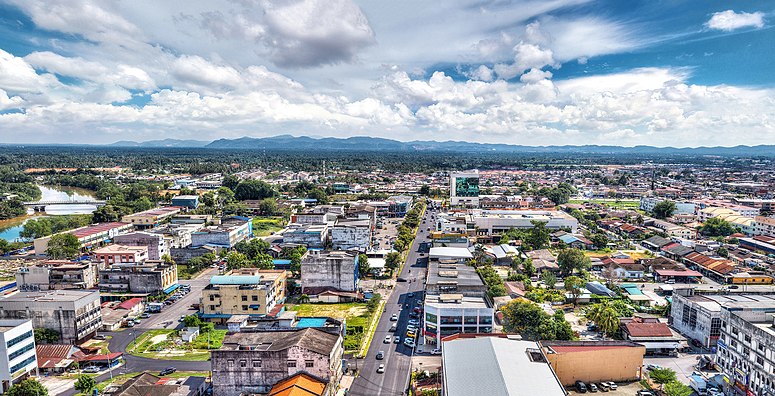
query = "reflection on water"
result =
(0, 185, 98, 242)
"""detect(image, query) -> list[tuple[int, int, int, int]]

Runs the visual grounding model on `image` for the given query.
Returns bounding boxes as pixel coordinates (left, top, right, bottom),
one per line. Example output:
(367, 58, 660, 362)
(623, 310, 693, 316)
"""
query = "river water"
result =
(0, 185, 98, 242)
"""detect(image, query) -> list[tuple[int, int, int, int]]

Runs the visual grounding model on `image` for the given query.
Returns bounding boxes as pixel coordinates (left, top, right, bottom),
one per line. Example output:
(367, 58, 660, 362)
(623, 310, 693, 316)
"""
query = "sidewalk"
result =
(337, 374, 356, 395)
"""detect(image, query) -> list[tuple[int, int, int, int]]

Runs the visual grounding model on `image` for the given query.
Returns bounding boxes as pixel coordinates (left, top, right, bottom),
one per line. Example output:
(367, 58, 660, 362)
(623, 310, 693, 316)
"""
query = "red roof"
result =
(36, 344, 75, 359)
(77, 352, 123, 362)
(624, 322, 673, 338)
(549, 345, 630, 353)
(117, 297, 143, 310)
(70, 222, 129, 238)
(654, 269, 703, 277)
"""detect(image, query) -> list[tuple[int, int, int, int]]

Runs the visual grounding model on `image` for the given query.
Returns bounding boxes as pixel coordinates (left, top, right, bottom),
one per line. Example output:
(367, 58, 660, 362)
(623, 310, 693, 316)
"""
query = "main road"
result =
(349, 204, 435, 396)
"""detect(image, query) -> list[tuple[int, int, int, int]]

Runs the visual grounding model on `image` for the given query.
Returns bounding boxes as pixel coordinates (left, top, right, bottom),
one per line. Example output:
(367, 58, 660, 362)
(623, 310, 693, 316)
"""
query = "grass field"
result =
(289, 303, 373, 352)
(253, 216, 285, 236)
(569, 199, 641, 210)
(126, 329, 226, 361)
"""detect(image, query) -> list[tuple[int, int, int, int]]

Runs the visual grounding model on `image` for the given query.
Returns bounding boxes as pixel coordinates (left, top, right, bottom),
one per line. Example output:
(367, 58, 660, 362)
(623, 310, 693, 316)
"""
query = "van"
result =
(575, 381, 587, 393)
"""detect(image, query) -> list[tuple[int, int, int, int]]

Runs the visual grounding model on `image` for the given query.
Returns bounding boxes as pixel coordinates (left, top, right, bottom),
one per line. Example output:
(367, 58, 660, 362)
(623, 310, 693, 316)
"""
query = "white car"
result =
(390, 314, 398, 321)
(377, 364, 385, 373)
(606, 382, 618, 390)
(404, 338, 416, 348)
(384, 336, 392, 344)
(430, 348, 442, 355)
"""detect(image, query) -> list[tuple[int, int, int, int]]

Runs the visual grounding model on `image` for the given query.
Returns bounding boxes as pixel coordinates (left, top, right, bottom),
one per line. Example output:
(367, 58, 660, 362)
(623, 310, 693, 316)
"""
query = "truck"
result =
(689, 374, 708, 395)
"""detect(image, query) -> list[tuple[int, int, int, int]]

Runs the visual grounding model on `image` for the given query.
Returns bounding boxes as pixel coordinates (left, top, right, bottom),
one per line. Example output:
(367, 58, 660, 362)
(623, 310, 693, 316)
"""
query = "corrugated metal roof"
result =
(210, 275, 261, 285)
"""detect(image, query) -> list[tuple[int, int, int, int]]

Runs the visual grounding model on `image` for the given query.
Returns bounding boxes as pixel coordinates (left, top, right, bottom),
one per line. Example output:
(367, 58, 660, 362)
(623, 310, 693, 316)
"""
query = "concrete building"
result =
(441, 335, 565, 396)
(171, 195, 200, 209)
(467, 209, 579, 237)
(640, 197, 695, 215)
(301, 251, 358, 293)
(0, 290, 101, 343)
(541, 341, 645, 386)
(290, 206, 344, 225)
(282, 224, 328, 249)
(331, 219, 371, 252)
(754, 216, 775, 237)
(386, 195, 413, 217)
(425, 257, 487, 297)
(16, 261, 98, 291)
(450, 171, 480, 208)
(121, 206, 182, 229)
(201, 270, 287, 322)
(34, 222, 133, 256)
(714, 297, 775, 396)
(92, 244, 149, 267)
(211, 328, 343, 396)
(99, 261, 178, 294)
(0, 320, 37, 393)
(113, 232, 168, 261)
(422, 294, 494, 345)
(191, 216, 252, 248)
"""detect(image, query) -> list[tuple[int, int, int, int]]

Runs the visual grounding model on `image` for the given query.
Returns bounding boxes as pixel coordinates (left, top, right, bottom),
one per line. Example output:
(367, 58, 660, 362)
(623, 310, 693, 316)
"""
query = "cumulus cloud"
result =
(706, 10, 765, 31)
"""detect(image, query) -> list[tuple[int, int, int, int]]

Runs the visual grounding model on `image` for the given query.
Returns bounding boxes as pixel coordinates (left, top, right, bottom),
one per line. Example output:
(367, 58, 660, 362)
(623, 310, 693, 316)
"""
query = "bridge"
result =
(22, 200, 107, 211)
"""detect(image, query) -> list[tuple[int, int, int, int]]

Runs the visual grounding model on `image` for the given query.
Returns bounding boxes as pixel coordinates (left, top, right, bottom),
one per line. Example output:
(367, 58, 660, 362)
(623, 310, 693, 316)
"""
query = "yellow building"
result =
(542, 341, 645, 386)
(201, 269, 287, 323)
(730, 272, 774, 285)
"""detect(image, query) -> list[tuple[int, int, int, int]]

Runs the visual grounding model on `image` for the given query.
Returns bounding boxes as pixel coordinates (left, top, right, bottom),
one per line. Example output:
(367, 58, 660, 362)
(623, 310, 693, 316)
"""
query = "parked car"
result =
(408, 319, 419, 326)
(575, 381, 587, 393)
(376, 351, 384, 360)
(404, 338, 416, 348)
(597, 382, 609, 392)
(390, 314, 398, 321)
(646, 364, 662, 371)
(159, 367, 177, 376)
(394, 336, 401, 344)
(377, 364, 385, 374)
(83, 366, 100, 373)
(636, 391, 654, 396)
(140, 313, 151, 319)
(588, 383, 598, 392)
(390, 323, 397, 332)
(93, 334, 106, 340)
(384, 336, 392, 344)
(430, 349, 441, 355)
(605, 382, 617, 390)
(397, 277, 407, 282)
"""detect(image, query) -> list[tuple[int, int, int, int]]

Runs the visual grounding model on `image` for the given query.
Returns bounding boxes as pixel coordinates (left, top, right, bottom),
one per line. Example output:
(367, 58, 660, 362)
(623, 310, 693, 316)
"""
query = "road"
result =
(349, 206, 435, 396)
(137, 267, 217, 329)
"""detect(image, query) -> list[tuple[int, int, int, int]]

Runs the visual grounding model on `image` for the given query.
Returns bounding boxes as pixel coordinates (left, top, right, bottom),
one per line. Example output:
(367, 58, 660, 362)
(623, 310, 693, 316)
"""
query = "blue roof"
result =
(273, 259, 292, 265)
(200, 313, 232, 319)
(163, 284, 180, 294)
(210, 275, 261, 285)
(559, 234, 580, 244)
(297, 318, 328, 328)
(621, 284, 644, 295)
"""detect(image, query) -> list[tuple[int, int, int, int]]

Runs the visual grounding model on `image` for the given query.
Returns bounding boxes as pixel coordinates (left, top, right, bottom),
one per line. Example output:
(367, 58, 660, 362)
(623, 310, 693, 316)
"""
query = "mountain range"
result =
(107, 135, 775, 156)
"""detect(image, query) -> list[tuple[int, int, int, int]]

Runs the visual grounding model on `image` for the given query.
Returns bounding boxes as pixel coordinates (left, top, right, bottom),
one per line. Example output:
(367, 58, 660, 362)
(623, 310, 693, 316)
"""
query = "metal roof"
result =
(209, 275, 262, 285)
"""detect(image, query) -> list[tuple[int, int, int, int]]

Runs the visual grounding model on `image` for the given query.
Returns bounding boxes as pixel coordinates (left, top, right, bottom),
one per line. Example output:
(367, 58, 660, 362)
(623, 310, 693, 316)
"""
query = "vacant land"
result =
(127, 329, 226, 361)
(253, 216, 285, 236)
(289, 303, 373, 352)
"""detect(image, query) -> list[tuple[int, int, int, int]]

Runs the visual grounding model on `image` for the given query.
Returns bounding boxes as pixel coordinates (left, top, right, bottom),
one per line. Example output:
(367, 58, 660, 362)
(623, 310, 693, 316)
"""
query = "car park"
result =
(384, 336, 392, 343)
(376, 351, 384, 360)
(377, 364, 385, 373)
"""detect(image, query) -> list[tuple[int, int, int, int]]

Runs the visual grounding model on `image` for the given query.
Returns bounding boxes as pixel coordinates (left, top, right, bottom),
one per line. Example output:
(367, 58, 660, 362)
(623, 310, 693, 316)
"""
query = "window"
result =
(240, 360, 247, 368)
(287, 361, 297, 368)
(252, 360, 261, 368)
(227, 359, 234, 368)
(10, 356, 36, 373)
(241, 296, 248, 302)
(252, 295, 259, 301)
(209, 305, 216, 311)
(305, 360, 314, 368)
(757, 356, 764, 366)
(242, 305, 249, 310)
(209, 295, 215, 301)
(8, 343, 34, 360)
(6, 330, 33, 348)
(745, 334, 752, 344)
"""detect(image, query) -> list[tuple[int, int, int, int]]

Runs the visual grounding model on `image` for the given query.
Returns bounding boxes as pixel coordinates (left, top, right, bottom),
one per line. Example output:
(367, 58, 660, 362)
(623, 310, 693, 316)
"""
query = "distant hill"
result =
(109, 138, 210, 148)
(107, 135, 775, 156)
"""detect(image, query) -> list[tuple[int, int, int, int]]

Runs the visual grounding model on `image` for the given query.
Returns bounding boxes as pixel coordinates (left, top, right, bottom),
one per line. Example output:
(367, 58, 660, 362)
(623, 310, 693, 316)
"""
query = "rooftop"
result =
(70, 222, 130, 239)
(1, 290, 99, 303)
(219, 328, 339, 356)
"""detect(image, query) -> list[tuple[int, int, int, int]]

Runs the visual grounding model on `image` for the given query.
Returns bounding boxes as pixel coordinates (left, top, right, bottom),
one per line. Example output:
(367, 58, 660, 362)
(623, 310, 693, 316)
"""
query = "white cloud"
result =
(706, 10, 765, 32)
(0, 89, 24, 111)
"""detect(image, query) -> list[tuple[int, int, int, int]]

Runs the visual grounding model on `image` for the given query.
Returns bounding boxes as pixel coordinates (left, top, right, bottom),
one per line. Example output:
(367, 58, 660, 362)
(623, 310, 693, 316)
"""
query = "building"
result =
(541, 341, 645, 386)
(16, 261, 98, 291)
(268, 372, 328, 396)
(425, 255, 486, 297)
(441, 335, 566, 396)
(92, 244, 149, 266)
(113, 232, 169, 261)
(449, 171, 480, 208)
(191, 216, 252, 248)
(99, 261, 178, 294)
(386, 195, 413, 217)
(754, 216, 775, 237)
(330, 219, 371, 252)
(714, 297, 775, 396)
(33, 222, 133, 256)
(740, 236, 775, 255)
(0, 320, 37, 393)
(301, 251, 358, 293)
(620, 317, 687, 355)
(290, 206, 343, 225)
(0, 290, 101, 343)
(103, 372, 208, 396)
(171, 195, 200, 209)
(282, 224, 328, 249)
(467, 210, 579, 238)
(121, 206, 182, 229)
(201, 270, 287, 323)
(211, 328, 343, 396)
(422, 294, 493, 345)
(640, 197, 695, 215)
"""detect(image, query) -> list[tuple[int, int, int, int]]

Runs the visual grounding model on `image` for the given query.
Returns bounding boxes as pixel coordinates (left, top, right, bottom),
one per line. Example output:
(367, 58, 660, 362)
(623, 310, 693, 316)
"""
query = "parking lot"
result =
(567, 381, 646, 395)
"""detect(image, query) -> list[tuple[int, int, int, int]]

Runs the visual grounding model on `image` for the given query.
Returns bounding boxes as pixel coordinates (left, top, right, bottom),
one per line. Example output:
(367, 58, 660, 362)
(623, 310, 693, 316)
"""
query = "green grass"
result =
(252, 216, 285, 236)
(88, 371, 211, 395)
(289, 303, 374, 353)
(126, 329, 223, 361)
(568, 198, 641, 210)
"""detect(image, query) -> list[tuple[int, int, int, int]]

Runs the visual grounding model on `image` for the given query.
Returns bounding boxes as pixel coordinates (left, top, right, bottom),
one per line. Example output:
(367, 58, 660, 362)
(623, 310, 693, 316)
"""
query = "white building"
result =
(754, 216, 775, 237)
(467, 209, 579, 235)
(450, 171, 480, 207)
(331, 219, 371, 252)
(423, 294, 494, 345)
(0, 319, 37, 393)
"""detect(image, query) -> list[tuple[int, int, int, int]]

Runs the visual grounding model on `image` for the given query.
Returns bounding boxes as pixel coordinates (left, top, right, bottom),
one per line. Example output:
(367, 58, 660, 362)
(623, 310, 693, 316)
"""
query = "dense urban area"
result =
(0, 146, 773, 396)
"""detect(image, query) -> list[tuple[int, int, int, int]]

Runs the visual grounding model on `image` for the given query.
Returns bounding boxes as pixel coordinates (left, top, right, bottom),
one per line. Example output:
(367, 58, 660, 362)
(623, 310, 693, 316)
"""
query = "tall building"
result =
(0, 290, 101, 344)
(450, 171, 479, 207)
(301, 251, 359, 293)
(0, 319, 37, 393)
(201, 270, 287, 323)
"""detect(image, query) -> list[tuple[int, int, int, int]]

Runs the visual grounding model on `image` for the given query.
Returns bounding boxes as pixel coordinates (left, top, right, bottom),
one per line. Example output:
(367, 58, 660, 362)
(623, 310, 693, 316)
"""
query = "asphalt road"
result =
(137, 267, 217, 330)
(349, 206, 435, 396)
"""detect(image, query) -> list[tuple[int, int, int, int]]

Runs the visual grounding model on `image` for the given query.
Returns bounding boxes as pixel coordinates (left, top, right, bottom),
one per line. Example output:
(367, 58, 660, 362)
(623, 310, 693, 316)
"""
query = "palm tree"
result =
(298, 294, 310, 304)
(585, 300, 620, 337)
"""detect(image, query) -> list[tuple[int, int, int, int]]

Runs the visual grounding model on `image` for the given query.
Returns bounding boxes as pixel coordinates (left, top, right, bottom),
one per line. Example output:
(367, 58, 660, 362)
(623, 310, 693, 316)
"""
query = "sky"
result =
(0, 0, 773, 147)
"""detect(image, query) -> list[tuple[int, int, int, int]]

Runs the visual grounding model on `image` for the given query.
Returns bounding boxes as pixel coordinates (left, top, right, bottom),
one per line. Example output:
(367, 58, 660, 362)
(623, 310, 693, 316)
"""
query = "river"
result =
(0, 185, 98, 242)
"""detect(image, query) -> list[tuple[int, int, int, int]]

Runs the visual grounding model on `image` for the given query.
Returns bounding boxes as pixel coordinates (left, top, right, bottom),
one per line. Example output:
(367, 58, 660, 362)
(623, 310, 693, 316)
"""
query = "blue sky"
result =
(0, 0, 773, 146)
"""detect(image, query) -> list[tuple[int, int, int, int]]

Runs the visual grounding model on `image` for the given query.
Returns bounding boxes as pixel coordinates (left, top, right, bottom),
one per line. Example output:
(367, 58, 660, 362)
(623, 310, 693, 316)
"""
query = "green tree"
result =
(522, 259, 535, 277)
(253, 252, 275, 269)
(7, 378, 48, 396)
(385, 252, 402, 275)
(418, 184, 431, 196)
(590, 233, 609, 249)
(34, 328, 60, 344)
(557, 248, 590, 276)
(564, 276, 585, 307)
(357, 254, 370, 278)
(132, 196, 155, 212)
(649, 367, 678, 390)
(716, 246, 729, 258)
(74, 375, 96, 394)
(664, 380, 692, 396)
(585, 301, 620, 337)
(46, 233, 81, 259)
(161, 254, 175, 265)
(183, 314, 203, 327)
(225, 251, 248, 270)
(653, 201, 677, 219)
(92, 204, 125, 223)
(233, 180, 277, 201)
(525, 221, 551, 250)
(258, 198, 278, 215)
(501, 300, 573, 341)
(700, 217, 739, 237)
(222, 174, 240, 191)
(540, 271, 557, 289)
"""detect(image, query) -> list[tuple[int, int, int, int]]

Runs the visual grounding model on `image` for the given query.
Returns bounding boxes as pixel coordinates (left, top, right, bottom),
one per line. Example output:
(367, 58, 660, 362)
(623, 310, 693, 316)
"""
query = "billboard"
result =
(455, 177, 479, 197)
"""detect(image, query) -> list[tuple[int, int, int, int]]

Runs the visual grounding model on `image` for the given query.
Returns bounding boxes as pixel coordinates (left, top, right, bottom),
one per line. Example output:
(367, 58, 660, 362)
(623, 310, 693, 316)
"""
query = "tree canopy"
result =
(501, 300, 574, 341)
(652, 200, 676, 219)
